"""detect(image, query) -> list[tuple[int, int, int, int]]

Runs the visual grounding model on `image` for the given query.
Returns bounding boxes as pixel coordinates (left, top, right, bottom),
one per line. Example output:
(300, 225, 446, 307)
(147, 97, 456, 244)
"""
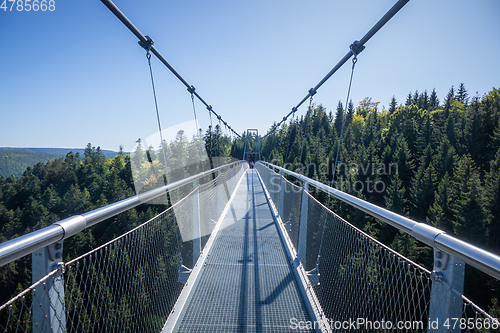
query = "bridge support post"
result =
(32, 241, 66, 333)
(278, 170, 285, 218)
(428, 249, 465, 333)
(217, 169, 224, 218)
(193, 179, 201, 266)
(298, 182, 309, 265)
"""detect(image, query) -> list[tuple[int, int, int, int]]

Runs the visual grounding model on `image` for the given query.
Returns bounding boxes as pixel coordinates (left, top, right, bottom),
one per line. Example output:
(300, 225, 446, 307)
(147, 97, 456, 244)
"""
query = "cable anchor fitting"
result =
(139, 36, 154, 58)
(308, 88, 317, 97)
(187, 85, 196, 95)
(350, 40, 365, 59)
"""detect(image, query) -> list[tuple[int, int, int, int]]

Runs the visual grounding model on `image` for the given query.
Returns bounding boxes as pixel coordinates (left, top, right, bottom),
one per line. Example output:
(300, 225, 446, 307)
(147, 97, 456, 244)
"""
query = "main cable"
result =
(262, 0, 409, 138)
(101, 0, 241, 138)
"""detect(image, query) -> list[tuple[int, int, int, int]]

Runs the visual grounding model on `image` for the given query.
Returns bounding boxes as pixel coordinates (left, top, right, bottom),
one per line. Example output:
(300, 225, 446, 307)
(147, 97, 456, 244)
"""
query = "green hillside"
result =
(0, 147, 120, 178)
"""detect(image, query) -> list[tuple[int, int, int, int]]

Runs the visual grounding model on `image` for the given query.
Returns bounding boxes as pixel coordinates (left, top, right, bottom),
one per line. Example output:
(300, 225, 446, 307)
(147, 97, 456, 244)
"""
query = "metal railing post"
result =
(32, 241, 66, 333)
(428, 249, 465, 332)
(217, 169, 224, 218)
(192, 179, 201, 266)
(278, 170, 285, 218)
(298, 182, 309, 265)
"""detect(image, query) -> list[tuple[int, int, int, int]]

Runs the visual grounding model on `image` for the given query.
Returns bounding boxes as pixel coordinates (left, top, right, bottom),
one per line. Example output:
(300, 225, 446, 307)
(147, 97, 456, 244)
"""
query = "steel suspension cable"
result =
(218, 118, 223, 158)
(207, 106, 214, 159)
(189, 88, 205, 170)
(315, 55, 358, 270)
(146, 52, 170, 184)
(283, 109, 297, 165)
(298, 96, 314, 166)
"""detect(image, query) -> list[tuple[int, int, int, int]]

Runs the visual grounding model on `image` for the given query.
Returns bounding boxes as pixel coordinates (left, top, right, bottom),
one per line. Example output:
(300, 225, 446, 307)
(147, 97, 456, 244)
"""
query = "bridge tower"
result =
(242, 128, 261, 163)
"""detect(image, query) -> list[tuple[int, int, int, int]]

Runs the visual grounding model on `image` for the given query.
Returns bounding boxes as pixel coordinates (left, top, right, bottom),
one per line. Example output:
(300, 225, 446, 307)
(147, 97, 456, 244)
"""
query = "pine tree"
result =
(429, 88, 439, 110)
(410, 145, 436, 221)
(451, 155, 487, 244)
(456, 83, 469, 105)
(385, 173, 406, 215)
(390, 134, 414, 206)
(420, 90, 429, 110)
(427, 173, 454, 233)
(389, 96, 397, 114)
(433, 137, 457, 178)
(405, 92, 413, 106)
(413, 90, 419, 106)
(444, 86, 455, 115)
(334, 101, 344, 136)
(486, 148, 500, 252)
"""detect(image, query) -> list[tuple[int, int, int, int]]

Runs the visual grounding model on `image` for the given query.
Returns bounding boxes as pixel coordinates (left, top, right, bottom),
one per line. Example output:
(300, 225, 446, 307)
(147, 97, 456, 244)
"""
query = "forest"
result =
(0, 84, 499, 315)
(0, 149, 61, 179)
(260, 84, 500, 312)
(0, 128, 237, 307)
(0, 148, 121, 178)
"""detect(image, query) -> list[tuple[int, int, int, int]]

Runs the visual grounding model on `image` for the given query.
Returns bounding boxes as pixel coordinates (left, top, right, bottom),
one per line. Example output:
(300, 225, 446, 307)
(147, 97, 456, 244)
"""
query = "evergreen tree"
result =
(443, 85, 455, 115)
(427, 173, 454, 233)
(451, 155, 487, 244)
(433, 137, 457, 178)
(334, 101, 344, 135)
(456, 83, 469, 105)
(410, 145, 436, 221)
(486, 148, 500, 252)
(385, 173, 406, 215)
(389, 96, 397, 114)
(429, 88, 439, 110)
(405, 92, 413, 106)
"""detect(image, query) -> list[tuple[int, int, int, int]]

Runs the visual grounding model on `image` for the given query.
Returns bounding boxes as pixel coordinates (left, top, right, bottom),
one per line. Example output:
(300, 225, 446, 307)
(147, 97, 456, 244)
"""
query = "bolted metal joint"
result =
(187, 85, 196, 94)
(430, 270, 443, 282)
(350, 40, 365, 56)
(55, 215, 87, 240)
(138, 35, 154, 52)
(308, 88, 317, 97)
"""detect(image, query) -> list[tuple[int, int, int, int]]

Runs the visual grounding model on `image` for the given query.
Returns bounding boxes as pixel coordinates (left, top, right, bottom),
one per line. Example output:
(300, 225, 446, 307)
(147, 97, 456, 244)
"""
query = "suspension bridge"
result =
(1, 0, 500, 332)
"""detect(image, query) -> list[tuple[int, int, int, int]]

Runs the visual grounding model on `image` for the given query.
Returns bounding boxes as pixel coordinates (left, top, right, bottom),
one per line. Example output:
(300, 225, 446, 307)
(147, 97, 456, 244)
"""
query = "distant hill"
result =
(0, 147, 121, 178)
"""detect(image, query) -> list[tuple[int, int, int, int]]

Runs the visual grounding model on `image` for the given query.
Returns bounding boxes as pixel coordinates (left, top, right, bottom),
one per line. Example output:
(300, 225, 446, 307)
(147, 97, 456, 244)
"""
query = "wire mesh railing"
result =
(256, 161, 500, 332)
(0, 161, 248, 332)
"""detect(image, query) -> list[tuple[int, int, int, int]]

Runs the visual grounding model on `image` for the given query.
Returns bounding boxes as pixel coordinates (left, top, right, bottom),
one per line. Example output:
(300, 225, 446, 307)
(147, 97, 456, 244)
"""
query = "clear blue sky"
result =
(1, 0, 499, 151)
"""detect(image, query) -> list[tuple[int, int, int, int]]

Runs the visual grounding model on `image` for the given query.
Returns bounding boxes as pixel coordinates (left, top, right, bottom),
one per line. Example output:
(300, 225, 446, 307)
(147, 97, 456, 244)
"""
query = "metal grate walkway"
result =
(176, 169, 313, 332)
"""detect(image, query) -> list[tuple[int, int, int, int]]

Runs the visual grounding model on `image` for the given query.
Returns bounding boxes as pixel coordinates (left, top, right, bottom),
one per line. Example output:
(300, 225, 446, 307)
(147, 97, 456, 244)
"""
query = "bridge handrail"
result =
(258, 161, 500, 281)
(0, 160, 247, 267)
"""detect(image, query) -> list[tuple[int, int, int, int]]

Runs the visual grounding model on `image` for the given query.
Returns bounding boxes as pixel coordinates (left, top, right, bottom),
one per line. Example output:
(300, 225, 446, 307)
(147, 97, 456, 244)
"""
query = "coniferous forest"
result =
(260, 85, 500, 312)
(0, 127, 238, 306)
(0, 85, 499, 314)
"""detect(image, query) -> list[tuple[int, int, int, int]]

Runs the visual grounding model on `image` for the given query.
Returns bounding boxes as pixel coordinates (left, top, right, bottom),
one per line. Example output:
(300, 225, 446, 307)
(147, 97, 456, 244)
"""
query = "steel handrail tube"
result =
(258, 161, 500, 281)
(0, 161, 245, 267)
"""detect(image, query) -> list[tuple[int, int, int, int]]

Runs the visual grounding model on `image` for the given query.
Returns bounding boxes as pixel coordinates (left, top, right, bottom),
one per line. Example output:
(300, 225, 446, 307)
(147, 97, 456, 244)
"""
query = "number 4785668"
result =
(1, 0, 55, 11)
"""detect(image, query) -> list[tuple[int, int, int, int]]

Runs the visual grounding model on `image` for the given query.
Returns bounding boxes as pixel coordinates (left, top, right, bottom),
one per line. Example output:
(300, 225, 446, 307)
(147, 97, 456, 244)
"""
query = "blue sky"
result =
(1, 0, 499, 151)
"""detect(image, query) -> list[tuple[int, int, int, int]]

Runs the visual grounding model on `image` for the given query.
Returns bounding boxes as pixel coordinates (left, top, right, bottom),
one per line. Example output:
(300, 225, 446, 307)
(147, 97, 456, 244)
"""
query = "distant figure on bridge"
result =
(250, 161, 254, 169)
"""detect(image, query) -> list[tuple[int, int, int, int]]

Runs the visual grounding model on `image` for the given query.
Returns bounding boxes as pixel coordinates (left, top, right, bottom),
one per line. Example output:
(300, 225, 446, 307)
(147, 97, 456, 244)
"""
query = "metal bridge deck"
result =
(176, 169, 313, 332)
